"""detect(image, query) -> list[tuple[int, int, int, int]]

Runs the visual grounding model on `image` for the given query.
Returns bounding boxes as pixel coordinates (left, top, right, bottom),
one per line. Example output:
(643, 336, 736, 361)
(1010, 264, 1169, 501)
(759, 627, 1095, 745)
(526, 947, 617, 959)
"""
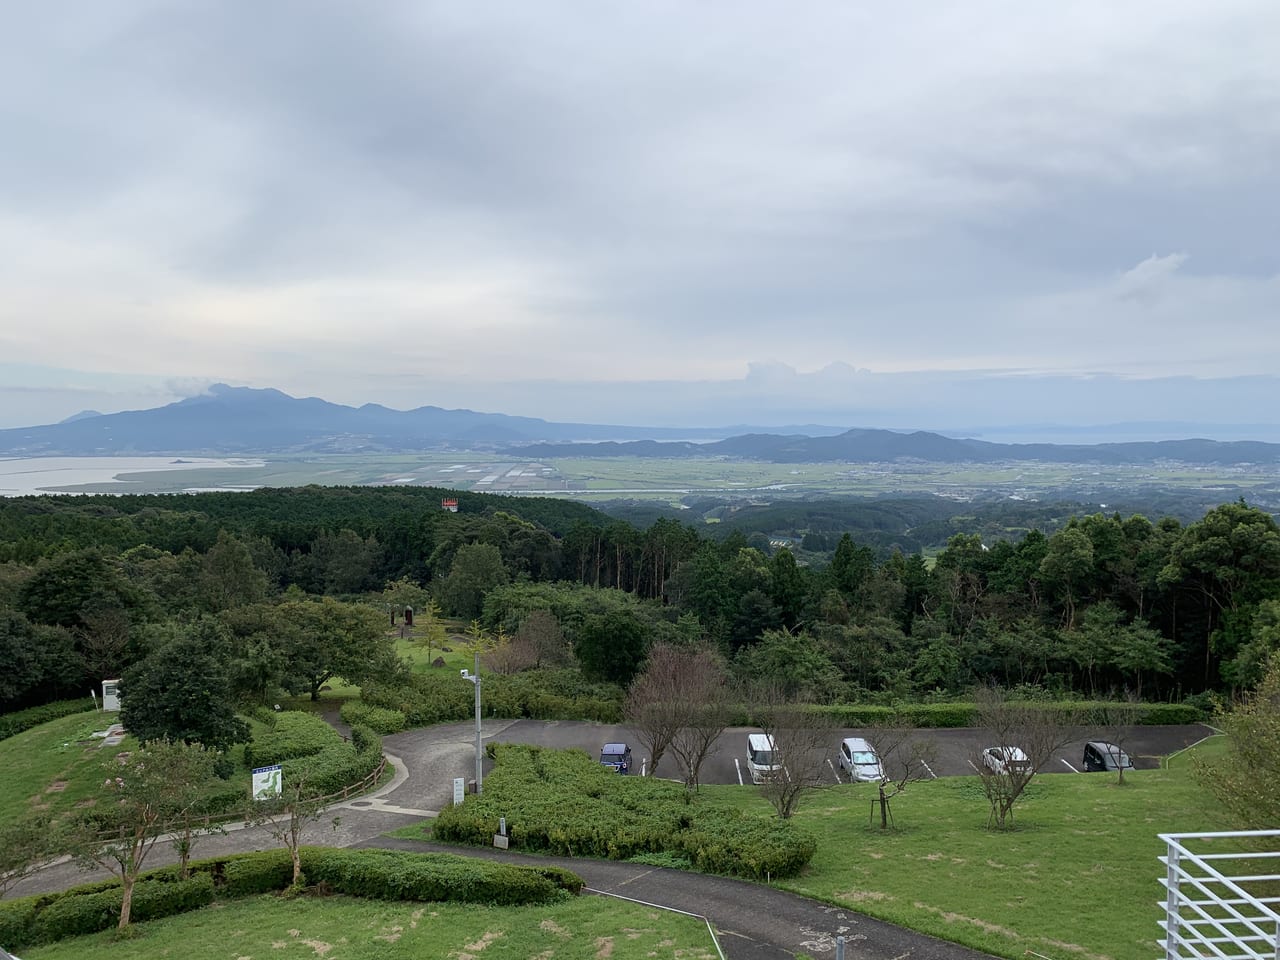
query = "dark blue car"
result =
(599, 742, 632, 773)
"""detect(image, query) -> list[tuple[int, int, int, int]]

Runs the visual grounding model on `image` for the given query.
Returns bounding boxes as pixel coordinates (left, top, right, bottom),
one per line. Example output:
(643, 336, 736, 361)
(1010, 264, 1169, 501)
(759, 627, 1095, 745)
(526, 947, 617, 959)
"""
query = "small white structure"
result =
(101, 679, 121, 712)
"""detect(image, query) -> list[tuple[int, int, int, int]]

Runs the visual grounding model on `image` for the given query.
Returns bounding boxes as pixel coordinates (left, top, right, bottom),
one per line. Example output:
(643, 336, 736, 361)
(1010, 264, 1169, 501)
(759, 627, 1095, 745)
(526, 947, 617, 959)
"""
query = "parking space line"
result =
(966, 758, 981, 774)
(734, 756, 744, 786)
(919, 759, 937, 779)
(827, 758, 842, 784)
(1060, 758, 1080, 773)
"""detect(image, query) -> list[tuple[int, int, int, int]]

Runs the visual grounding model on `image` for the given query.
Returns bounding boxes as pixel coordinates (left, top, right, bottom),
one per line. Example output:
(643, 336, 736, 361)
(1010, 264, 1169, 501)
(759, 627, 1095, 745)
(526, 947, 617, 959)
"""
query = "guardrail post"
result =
(1165, 842, 1180, 960)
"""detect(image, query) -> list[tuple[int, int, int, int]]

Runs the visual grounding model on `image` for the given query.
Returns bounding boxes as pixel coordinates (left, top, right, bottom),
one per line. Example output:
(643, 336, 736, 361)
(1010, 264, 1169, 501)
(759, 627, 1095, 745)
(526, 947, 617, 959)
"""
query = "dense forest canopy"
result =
(2, 486, 1279, 714)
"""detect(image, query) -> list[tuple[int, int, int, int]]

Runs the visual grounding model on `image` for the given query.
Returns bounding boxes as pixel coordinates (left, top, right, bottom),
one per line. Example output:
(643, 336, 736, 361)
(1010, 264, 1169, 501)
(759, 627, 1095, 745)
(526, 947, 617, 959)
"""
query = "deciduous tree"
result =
(751, 685, 839, 819)
(972, 687, 1080, 829)
(66, 740, 218, 928)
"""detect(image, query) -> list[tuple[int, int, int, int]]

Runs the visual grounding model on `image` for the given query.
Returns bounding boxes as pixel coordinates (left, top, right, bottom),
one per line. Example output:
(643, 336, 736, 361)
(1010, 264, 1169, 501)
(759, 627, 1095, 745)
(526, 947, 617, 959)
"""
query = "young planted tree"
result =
(1091, 694, 1145, 785)
(866, 718, 939, 829)
(972, 687, 1080, 830)
(624, 642, 725, 776)
(752, 687, 840, 819)
(667, 654, 733, 792)
(66, 740, 218, 928)
(245, 764, 338, 887)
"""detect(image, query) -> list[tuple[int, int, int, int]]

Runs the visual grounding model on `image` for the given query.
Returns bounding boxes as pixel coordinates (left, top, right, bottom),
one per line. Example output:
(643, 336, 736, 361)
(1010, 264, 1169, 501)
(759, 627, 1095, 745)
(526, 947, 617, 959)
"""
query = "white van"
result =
(747, 733, 784, 784)
(838, 737, 885, 782)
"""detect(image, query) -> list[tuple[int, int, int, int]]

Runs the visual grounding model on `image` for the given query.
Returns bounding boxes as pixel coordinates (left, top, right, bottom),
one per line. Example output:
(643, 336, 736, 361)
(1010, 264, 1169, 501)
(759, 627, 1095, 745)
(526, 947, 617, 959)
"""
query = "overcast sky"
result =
(2, 2, 1278, 435)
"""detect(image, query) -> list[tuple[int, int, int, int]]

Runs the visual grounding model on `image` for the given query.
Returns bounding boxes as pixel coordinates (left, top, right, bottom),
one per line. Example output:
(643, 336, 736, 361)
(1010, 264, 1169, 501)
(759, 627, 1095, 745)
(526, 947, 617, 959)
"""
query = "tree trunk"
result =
(878, 784, 889, 829)
(119, 873, 135, 928)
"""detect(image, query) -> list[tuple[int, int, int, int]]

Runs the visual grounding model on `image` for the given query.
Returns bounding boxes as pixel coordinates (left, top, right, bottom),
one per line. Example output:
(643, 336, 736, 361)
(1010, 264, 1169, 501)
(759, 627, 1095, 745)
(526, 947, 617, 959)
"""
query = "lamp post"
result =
(460, 651, 483, 795)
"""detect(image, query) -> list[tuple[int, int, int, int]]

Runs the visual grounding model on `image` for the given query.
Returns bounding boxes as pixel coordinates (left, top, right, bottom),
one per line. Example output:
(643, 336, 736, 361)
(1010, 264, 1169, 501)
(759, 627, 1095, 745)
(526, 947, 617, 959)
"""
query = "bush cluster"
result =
(339, 701, 407, 734)
(0, 847, 581, 950)
(283, 722, 383, 797)
(362, 669, 624, 726)
(1137, 703, 1205, 725)
(301, 848, 572, 905)
(0, 699, 96, 741)
(244, 711, 343, 768)
(433, 744, 816, 880)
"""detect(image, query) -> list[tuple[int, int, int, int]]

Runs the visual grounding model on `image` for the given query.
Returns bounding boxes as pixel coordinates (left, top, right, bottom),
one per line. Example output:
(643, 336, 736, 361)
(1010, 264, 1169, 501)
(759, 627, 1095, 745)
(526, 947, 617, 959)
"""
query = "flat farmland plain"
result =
(10, 452, 1280, 508)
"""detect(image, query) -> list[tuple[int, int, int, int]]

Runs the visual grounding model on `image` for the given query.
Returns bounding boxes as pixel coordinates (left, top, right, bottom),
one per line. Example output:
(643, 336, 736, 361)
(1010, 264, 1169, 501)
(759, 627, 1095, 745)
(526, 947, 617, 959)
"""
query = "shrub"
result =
(1140, 703, 1205, 725)
(361, 668, 625, 727)
(0, 898, 37, 950)
(244, 711, 342, 768)
(0, 699, 96, 741)
(299, 848, 565, 906)
(0, 848, 579, 950)
(219, 850, 296, 897)
(281, 725, 382, 798)
(433, 744, 815, 879)
(339, 701, 406, 734)
(26, 875, 215, 945)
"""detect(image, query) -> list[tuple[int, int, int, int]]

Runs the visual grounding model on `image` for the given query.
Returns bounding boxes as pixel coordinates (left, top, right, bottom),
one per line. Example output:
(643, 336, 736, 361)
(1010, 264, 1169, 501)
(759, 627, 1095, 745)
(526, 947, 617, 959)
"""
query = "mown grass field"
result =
(697, 750, 1227, 960)
(21, 890, 719, 959)
(0, 710, 132, 829)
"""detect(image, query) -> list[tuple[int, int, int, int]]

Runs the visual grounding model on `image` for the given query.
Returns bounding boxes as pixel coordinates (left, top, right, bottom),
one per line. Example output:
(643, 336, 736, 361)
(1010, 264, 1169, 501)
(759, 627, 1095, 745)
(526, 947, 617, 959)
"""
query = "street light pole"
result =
(461, 650, 483, 795)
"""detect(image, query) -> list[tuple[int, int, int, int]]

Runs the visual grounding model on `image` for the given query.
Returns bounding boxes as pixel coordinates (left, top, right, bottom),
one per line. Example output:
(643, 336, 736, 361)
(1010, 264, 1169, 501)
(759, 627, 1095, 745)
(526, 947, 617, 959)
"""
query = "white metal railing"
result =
(1159, 830, 1280, 960)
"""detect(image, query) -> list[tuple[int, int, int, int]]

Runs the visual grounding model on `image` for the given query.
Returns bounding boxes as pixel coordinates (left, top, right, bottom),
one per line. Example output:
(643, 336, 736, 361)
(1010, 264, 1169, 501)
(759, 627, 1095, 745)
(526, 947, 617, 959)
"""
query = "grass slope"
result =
(703, 753, 1224, 960)
(0, 710, 130, 829)
(21, 891, 719, 959)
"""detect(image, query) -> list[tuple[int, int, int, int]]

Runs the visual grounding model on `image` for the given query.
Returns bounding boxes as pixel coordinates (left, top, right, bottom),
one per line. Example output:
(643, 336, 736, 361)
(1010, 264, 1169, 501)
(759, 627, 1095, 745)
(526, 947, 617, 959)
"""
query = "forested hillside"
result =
(2, 487, 1278, 715)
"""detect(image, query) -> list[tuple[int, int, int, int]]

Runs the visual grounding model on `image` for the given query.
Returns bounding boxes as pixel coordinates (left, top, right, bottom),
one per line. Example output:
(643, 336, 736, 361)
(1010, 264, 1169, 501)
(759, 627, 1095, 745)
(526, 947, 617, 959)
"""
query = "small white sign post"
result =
(452, 777, 465, 806)
(252, 764, 283, 801)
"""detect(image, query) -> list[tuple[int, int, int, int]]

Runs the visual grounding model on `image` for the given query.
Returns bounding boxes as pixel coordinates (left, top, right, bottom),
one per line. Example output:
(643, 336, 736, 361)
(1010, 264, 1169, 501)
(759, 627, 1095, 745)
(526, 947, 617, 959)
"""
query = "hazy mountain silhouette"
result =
(2, 384, 1278, 464)
(0, 384, 837, 455)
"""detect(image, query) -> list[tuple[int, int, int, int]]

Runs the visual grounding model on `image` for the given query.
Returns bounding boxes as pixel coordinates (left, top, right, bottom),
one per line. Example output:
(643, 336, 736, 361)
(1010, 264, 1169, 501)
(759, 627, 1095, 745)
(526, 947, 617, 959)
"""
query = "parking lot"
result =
(491, 720, 1215, 785)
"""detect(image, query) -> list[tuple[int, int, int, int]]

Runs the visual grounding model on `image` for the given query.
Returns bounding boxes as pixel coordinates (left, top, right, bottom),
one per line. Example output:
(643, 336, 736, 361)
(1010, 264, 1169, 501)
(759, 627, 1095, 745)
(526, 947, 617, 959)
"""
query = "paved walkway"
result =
(11, 721, 1000, 960)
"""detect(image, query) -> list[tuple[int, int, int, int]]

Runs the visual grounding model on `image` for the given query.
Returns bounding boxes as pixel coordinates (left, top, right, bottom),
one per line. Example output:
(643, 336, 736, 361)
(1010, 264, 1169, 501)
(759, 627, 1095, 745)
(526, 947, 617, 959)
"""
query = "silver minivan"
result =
(838, 737, 885, 782)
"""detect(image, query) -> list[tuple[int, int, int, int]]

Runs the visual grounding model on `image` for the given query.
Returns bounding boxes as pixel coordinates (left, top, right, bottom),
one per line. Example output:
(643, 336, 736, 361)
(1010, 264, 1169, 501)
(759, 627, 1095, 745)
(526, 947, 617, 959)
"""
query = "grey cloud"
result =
(2, 2, 1279, 429)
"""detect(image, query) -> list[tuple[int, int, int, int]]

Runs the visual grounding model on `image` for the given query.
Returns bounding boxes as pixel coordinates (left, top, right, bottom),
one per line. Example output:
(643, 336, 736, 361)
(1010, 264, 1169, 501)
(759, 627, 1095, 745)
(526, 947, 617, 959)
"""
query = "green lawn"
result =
(701, 751, 1226, 960)
(22, 891, 719, 959)
(0, 710, 132, 829)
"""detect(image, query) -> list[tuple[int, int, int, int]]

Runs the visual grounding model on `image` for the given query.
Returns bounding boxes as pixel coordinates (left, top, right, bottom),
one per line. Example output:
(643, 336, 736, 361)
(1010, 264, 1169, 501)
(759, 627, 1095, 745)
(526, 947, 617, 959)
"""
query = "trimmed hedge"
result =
(339, 701, 407, 734)
(300, 848, 567, 905)
(0, 847, 582, 950)
(244, 711, 343, 768)
(362, 668, 625, 727)
(433, 744, 816, 881)
(0, 699, 97, 741)
(798, 700, 1206, 728)
(281, 723, 383, 797)
(1137, 703, 1205, 725)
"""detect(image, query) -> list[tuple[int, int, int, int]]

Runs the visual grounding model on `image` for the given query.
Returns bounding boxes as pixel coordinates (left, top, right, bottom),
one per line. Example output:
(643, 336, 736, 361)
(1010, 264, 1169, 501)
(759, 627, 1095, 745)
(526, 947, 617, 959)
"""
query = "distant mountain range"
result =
(513, 431, 1280, 465)
(2, 384, 1279, 465)
(0, 384, 840, 455)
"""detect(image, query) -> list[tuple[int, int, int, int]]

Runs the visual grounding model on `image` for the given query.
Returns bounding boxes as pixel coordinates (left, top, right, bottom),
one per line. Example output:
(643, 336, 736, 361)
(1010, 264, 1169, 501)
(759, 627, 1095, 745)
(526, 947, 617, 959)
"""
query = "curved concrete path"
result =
(10, 718, 1001, 960)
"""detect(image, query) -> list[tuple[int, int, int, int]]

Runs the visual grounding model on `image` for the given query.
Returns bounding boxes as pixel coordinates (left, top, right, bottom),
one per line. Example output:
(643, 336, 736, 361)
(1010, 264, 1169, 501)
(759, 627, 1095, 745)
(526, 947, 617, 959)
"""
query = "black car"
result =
(1083, 741, 1133, 772)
